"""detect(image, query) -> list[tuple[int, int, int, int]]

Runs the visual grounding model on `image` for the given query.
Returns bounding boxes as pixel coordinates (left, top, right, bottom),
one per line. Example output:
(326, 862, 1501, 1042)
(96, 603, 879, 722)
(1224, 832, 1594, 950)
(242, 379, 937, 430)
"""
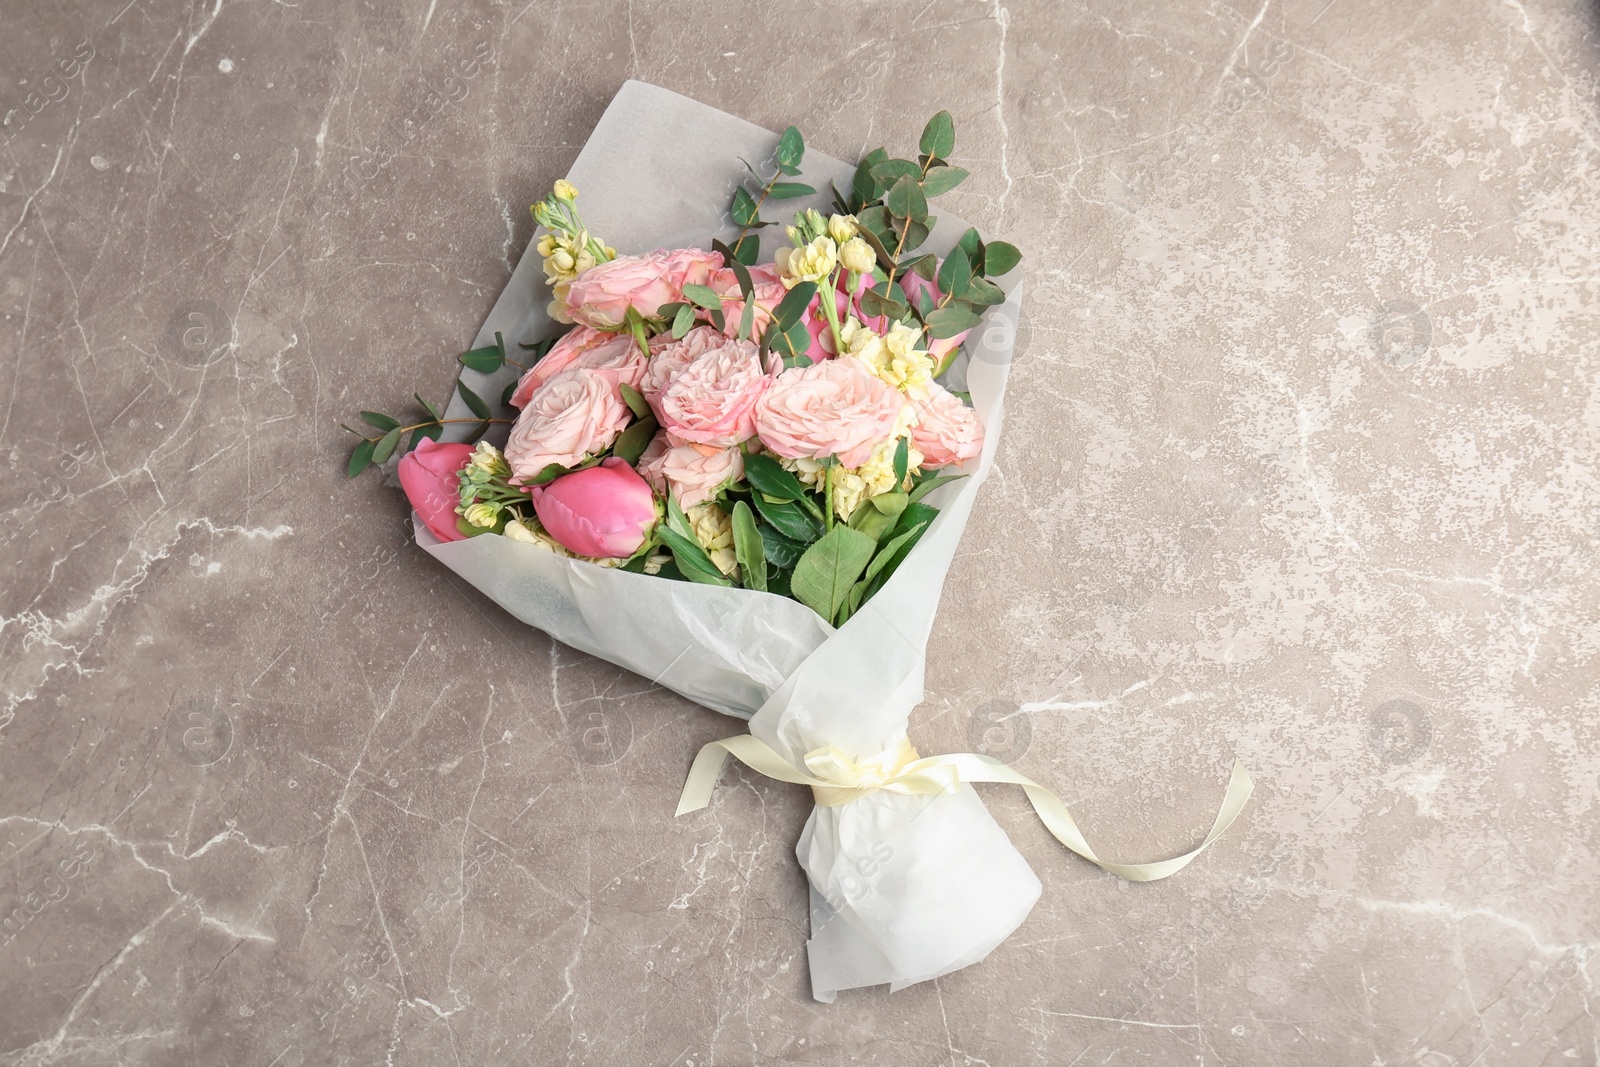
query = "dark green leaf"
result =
(360, 411, 399, 431)
(771, 280, 818, 331)
(682, 284, 724, 311)
(864, 519, 929, 587)
(908, 474, 966, 504)
(893, 437, 909, 484)
(459, 342, 504, 373)
(415, 393, 443, 420)
(466, 419, 492, 444)
(870, 158, 921, 187)
(956, 227, 984, 267)
(903, 254, 937, 280)
(984, 240, 1022, 277)
(858, 286, 909, 323)
(919, 110, 956, 159)
(731, 501, 766, 592)
(901, 219, 932, 252)
(501, 380, 519, 407)
(665, 494, 694, 540)
(965, 277, 1007, 306)
(457, 379, 491, 419)
(751, 491, 824, 542)
(714, 240, 755, 297)
(613, 415, 657, 464)
(744, 452, 811, 504)
(758, 524, 808, 568)
(733, 236, 760, 265)
(619, 382, 651, 420)
(852, 148, 889, 206)
(886, 175, 928, 223)
(769, 181, 817, 200)
(527, 462, 569, 485)
(937, 247, 972, 300)
(372, 427, 403, 464)
(731, 186, 761, 228)
(346, 438, 376, 478)
(920, 165, 968, 197)
(775, 125, 805, 170)
(738, 296, 755, 341)
(791, 526, 878, 623)
(672, 302, 696, 338)
(924, 306, 983, 339)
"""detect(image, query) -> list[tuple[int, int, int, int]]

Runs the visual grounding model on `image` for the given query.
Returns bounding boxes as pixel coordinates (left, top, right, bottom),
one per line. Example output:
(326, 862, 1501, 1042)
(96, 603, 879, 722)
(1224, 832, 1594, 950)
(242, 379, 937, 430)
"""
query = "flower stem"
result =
(823, 464, 835, 531)
(359, 417, 513, 443)
(817, 270, 846, 354)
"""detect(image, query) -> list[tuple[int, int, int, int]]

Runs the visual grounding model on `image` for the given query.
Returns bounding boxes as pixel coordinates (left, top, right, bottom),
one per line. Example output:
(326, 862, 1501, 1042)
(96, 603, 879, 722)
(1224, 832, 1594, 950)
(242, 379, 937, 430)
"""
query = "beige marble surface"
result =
(2, 0, 1598, 1063)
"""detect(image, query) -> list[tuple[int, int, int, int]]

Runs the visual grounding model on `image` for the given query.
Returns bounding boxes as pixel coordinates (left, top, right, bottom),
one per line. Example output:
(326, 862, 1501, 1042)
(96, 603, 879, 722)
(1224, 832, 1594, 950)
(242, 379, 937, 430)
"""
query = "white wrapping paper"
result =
(420, 81, 1034, 1000)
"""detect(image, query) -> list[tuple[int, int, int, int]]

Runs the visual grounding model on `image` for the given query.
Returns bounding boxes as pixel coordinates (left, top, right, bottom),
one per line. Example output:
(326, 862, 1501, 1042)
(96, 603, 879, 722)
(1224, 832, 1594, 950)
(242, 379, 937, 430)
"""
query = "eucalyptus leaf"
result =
(457, 379, 491, 419)
(924, 306, 982, 339)
(618, 382, 651, 420)
(346, 438, 375, 478)
(360, 411, 399, 431)
(682, 284, 724, 311)
(672, 302, 696, 338)
(791, 526, 877, 623)
(408, 423, 443, 452)
(458, 342, 503, 373)
(965, 276, 1007, 306)
(372, 427, 403, 464)
(885, 175, 928, 223)
(870, 158, 921, 187)
(731, 186, 761, 227)
(852, 148, 889, 206)
(937, 247, 972, 300)
(612, 414, 658, 465)
(919, 110, 956, 160)
(919, 165, 969, 197)
(769, 181, 817, 199)
(771, 281, 818, 331)
(984, 240, 1023, 277)
(775, 125, 805, 169)
(956, 227, 984, 267)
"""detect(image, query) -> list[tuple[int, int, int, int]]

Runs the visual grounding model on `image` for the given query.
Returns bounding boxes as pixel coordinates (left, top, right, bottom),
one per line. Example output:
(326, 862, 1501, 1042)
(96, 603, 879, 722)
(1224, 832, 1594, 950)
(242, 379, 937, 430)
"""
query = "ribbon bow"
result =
(677, 734, 1253, 883)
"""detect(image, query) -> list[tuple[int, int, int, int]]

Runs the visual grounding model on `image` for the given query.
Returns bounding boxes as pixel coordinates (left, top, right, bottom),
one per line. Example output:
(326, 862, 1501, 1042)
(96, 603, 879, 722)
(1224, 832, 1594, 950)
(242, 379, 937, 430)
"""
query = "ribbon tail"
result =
(675, 734, 823, 816)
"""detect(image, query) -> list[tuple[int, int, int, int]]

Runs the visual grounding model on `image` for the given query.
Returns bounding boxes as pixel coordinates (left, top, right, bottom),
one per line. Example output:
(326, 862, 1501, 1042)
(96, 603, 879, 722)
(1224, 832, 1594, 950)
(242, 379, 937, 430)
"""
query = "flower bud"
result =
(553, 179, 578, 202)
(462, 502, 500, 528)
(839, 237, 876, 275)
(828, 214, 859, 243)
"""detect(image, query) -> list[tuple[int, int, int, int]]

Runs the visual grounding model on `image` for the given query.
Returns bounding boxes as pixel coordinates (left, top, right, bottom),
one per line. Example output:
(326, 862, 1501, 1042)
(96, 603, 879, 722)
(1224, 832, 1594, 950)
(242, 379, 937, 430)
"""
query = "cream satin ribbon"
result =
(677, 734, 1254, 882)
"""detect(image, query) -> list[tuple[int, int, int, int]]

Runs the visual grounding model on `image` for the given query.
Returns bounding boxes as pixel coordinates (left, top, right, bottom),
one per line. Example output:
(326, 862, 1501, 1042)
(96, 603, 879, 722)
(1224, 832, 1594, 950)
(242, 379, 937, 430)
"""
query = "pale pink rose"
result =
(529, 458, 660, 559)
(909, 382, 984, 469)
(754, 357, 905, 468)
(639, 326, 726, 402)
(564, 248, 720, 329)
(504, 368, 632, 480)
(659, 440, 743, 509)
(709, 263, 788, 340)
(654, 337, 770, 447)
(510, 329, 645, 408)
(635, 429, 672, 497)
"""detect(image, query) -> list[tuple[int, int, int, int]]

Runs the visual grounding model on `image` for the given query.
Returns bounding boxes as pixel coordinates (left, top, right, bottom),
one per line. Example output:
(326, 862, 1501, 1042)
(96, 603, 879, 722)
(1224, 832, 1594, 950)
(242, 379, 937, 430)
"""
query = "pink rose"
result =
(709, 263, 788, 340)
(654, 337, 770, 447)
(398, 438, 474, 542)
(754, 358, 905, 468)
(909, 382, 984, 469)
(639, 325, 726, 402)
(504, 368, 632, 480)
(565, 248, 720, 329)
(529, 457, 660, 559)
(509, 329, 645, 409)
(663, 440, 743, 508)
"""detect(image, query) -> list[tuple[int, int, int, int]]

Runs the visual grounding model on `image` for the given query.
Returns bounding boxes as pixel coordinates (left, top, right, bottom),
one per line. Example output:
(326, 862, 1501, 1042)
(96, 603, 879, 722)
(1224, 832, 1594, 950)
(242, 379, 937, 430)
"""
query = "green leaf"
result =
(612, 414, 658, 465)
(682, 284, 724, 311)
(665, 494, 694, 539)
(457, 379, 491, 419)
(738, 296, 755, 342)
(744, 453, 811, 505)
(657, 524, 733, 586)
(618, 382, 651, 420)
(714, 240, 754, 297)
(414, 394, 443, 420)
(893, 437, 909, 484)
(852, 148, 889, 206)
(769, 181, 817, 200)
(870, 158, 921, 187)
(924, 306, 982, 339)
(757, 524, 808, 568)
(900, 219, 932, 252)
(775, 125, 805, 170)
(886, 175, 928, 223)
(750, 491, 824, 542)
(408, 423, 443, 452)
(908, 474, 966, 503)
(346, 438, 376, 478)
(770, 280, 818, 331)
(956, 227, 984, 267)
(859, 283, 909, 323)
(937, 247, 972, 300)
(919, 110, 956, 160)
(903, 254, 938, 280)
(459, 341, 503, 373)
(920, 165, 969, 197)
(863, 519, 930, 587)
(672, 302, 696, 338)
(360, 410, 399, 431)
(372, 427, 403, 464)
(984, 240, 1022, 277)
(791, 526, 878, 623)
(733, 236, 760, 265)
(731, 186, 761, 228)
(501, 380, 519, 407)
(527, 462, 569, 485)
(847, 491, 907, 540)
(731, 501, 767, 592)
(965, 276, 1007, 306)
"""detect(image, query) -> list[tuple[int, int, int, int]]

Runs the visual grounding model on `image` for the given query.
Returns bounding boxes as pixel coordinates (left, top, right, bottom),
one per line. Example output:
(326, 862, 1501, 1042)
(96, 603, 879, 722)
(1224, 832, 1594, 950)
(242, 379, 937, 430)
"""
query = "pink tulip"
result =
(528, 457, 659, 559)
(399, 438, 474, 542)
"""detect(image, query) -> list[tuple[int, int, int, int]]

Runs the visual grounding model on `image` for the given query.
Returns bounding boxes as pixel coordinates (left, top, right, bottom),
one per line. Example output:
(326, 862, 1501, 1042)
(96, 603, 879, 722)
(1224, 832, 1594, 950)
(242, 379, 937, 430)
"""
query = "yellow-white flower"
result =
(775, 235, 838, 288)
(462, 502, 500, 528)
(839, 237, 876, 275)
(856, 435, 921, 498)
(467, 441, 507, 477)
(686, 502, 737, 575)
(553, 179, 579, 202)
(828, 214, 859, 244)
(829, 468, 869, 521)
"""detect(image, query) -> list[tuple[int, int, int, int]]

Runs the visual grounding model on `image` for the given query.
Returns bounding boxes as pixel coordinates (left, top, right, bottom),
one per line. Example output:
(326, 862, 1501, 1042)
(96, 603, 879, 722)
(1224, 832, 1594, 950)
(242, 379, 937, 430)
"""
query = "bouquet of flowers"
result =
(343, 83, 1249, 1001)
